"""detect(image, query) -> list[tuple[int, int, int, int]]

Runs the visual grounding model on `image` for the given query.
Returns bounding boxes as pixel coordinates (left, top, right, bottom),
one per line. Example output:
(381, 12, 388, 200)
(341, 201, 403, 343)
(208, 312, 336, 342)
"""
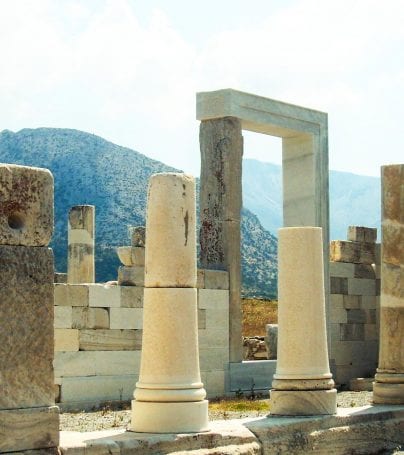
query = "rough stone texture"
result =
(199, 117, 243, 363)
(0, 245, 55, 409)
(67, 205, 95, 284)
(266, 324, 278, 360)
(0, 164, 53, 246)
(347, 225, 377, 243)
(129, 226, 146, 247)
(120, 286, 143, 308)
(349, 377, 374, 391)
(243, 336, 267, 360)
(0, 406, 59, 453)
(79, 329, 142, 351)
(269, 389, 337, 415)
(145, 173, 197, 288)
(54, 329, 79, 352)
(330, 240, 375, 264)
(71, 307, 109, 329)
(117, 265, 144, 286)
(374, 164, 404, 405)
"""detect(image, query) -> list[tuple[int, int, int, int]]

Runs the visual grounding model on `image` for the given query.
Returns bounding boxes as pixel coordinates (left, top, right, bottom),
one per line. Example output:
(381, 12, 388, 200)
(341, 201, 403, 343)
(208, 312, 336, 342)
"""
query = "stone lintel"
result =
(196, 88, 326, 137)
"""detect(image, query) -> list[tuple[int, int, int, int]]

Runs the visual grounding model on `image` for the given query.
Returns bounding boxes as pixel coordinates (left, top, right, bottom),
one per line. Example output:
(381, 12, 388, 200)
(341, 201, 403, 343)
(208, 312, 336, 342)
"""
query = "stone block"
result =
(330, 294, 343, 306)
(382, 223, 403, 266)
(54, 329, 79, 352)
(346, 309, 367, 324)
(329, 323, 341, 344)
(109, 308, 143, 329)
(131, 246, 145, 266)
(330, 276, 348, 294)
(198, 308, 206, 329)
(330, 341, 352, 365)
(347, 226, 377, 243)
(330, 240, 375, 264)
(375, 242, 381, 264)
(351, 340, 378, 366)
(373, 264, 381, 279)
(198, 289, 229, 310)
(361, 295, 377, 309)
(330, 300, 347, 323)
(118, 266, 145, 286)
(196, 268, 205, 288)
(54, 351, 141, 378)
(265, 324, 278, 360)
(229, 360, 277, 392)
(0, 245, 54, 409)
(120, 286, 143, 308)
(204, 370, 225, 398)
(0, 164, 53, 246)
(343, 295, 361, 309)
(349, 377, 374, 391)
(0, 406, 59, 453)
(269, 389, 337, 415)
(348, 278, 376, 296)
(354, 264, 376, 279)
(199, 347, 229, 370)
(129, 226, 145, 247)
(329, 262, 355, 278)
(204, 269, 229, 290)
(364, 323, 378, 340)
(54, 305, 73, 328)
(381, 262, 402, 298)
(79, 329, 142, 351)
(60, 375, 137, 403)
(68, 284, 90, 306)
(88, 283, 121, 307)
(198, 326, 229, 349)
(71, 307, 109, 329)
(54, 283, 68, 306)
(340, 323, 365, 341)
(54, 272, 67, 283)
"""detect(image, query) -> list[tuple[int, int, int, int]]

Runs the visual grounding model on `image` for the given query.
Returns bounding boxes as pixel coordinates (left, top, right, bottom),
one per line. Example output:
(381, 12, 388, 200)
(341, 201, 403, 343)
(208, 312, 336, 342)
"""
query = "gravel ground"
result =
(59, 391, 373, 432)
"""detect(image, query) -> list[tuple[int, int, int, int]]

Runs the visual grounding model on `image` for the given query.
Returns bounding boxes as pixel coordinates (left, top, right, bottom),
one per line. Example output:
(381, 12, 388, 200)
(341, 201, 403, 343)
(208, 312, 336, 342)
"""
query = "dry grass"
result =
(242, 298, 278, 337)
(209, 397, 270, 413)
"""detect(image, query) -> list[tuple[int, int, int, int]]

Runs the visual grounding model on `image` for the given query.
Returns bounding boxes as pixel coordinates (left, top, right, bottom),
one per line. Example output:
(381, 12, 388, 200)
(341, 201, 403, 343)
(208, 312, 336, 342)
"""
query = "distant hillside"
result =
(0, 128, 277, 298)
(243, 159, 380, 241)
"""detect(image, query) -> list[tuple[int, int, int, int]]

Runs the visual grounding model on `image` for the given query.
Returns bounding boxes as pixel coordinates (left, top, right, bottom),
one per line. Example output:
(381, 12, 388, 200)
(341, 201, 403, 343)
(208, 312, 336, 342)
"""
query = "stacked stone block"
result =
(0, 164, 59, 453)
(329, 226, 380, 386)
(117, 226, 145, 286)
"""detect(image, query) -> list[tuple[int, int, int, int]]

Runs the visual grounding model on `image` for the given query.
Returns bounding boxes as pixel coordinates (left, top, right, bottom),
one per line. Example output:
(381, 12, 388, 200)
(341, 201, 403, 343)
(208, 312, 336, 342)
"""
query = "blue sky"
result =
(1, 0, 403, 177)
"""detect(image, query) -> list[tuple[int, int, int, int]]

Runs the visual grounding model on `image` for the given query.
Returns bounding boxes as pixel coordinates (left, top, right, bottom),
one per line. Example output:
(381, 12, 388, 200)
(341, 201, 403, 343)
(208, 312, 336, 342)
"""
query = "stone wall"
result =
(54, 268, 229, 406)
(329, 226, 381, 387)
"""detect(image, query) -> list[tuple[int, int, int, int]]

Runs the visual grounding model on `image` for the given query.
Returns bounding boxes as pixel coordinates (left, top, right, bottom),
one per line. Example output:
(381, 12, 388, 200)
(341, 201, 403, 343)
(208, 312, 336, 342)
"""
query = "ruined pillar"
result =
(0, 164, 59, 453)
(131, 173, 209, 433)
(199, 117, 243, 363)
(67, 205, 95, 283)
(373, 164, 404, 404)
(270, 227, 337, 415)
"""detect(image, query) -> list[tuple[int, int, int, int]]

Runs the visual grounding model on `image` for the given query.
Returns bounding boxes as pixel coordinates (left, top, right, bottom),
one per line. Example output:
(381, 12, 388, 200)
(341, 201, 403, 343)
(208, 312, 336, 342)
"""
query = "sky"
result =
(1, 0, 403, 177)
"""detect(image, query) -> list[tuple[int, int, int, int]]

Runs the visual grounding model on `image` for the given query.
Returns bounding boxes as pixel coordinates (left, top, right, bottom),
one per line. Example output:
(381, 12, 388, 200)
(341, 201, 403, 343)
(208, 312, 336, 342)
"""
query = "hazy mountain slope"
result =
(0, 128, 277, 297)
(242, 159, 380, 240)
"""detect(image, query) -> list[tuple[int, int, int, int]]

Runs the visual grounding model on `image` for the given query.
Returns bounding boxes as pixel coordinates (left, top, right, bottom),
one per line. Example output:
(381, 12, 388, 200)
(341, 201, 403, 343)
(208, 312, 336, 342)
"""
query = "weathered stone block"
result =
(79, 329, 142, 350)
(60, 375, 137, 403)
(204, 370, 225, 398)
(347, 226, 377, 243)
(348, 278, 376, 296)
(330, 276, 348, 294)
(88, 283, 120, 307)
(198, 289, 229, 310)
(361, 295, 377, 309)
(382, 164, 402, 222)
(364, 323, 378, 340)
(0, 406, 59, 453)
(346, 309, 367, 324)
(331, 341, 352, 365)
(196, 269, 205, 288)
(54, 329, 79, 352)
(199, 347, 229, 370)
(54, 351, 141, 378)
(0, 245, 54, 409)
(68, 284, 90, 306)
(349, 377, 374, 391)
(129, 226, 146, 247)
(382, 223, 403, 266)
(330, 300, 347, 323)
(198, 327, 229, 349)
(204, 269, 229, 290)
(378, 307, 404, 372)
(54, 272, 67, 283)
(340, 323, 365, 341)
(343, 295, 361, 309)
(329, 262, 355, 278)
(131, 246, 145, 266)
(265, 324, 278, 360)
(109, 308, 143, 329)
(54, 305, 73, 328)
(381, 263, 402, 298)
(120, 285, 143, 308)
(354, 264, 376, 279)
(0, 164, 53, 246)
(118, 265, 145, 286)
(330, 240, 375, 264)
(71, 307, 109, 329)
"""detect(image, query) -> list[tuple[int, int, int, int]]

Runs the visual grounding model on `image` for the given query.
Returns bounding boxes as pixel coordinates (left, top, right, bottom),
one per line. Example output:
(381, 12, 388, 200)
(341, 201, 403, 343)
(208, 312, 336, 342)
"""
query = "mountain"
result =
(0, 128, 277, 298)
(243, 159, 380, 241)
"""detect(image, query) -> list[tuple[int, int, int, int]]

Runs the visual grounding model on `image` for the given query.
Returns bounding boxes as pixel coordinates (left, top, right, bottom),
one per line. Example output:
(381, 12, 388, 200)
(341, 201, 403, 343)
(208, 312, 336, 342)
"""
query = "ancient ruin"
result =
(131, 173, 209, 432)
(270, 227, 337, 415)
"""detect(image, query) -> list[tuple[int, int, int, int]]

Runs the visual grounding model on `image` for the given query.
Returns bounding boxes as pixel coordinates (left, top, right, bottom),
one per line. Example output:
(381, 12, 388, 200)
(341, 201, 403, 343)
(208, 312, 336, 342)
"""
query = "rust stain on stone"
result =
(184, 210, 189, 246)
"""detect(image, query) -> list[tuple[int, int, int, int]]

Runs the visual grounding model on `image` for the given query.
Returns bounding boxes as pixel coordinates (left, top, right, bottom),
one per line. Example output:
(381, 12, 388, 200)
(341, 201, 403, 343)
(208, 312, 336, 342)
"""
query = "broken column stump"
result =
(0, 163, 59, 453)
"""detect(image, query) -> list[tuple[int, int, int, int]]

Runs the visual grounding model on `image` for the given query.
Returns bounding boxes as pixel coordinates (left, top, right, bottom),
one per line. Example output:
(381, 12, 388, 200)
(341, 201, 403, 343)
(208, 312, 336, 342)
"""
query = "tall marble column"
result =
(373, 164, 404, 404)
(270, 227, 337, 415)
(67, 205, 95, 283)
(131, 173, 209, 433)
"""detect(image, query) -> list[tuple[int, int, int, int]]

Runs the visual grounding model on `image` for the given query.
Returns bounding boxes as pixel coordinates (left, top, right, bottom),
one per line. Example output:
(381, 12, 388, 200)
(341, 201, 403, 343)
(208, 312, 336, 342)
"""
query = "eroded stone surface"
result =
(0, 246, 54, 408)
(0, 163, 53, 246)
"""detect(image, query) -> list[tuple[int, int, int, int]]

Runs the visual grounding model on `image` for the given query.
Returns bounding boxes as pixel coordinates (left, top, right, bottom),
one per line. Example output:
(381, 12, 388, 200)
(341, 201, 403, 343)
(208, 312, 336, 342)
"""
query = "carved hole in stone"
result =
(8, 212, 25, 230)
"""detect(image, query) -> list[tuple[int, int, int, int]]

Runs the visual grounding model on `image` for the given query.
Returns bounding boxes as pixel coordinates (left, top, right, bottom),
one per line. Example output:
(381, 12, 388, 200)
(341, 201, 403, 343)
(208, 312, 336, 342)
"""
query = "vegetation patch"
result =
(242, 298, 278, 337)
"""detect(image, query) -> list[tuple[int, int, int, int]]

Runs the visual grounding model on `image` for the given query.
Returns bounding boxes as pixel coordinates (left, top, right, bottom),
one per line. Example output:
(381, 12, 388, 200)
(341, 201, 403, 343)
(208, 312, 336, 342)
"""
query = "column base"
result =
(130, 400, 209, 433)
(373, 382, 404, 405)
(270, 388, 337, 415)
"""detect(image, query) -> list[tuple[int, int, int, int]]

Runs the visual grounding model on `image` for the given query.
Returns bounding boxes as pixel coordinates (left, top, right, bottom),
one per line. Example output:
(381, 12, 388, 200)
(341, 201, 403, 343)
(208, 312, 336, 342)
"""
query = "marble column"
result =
(373, 164, 404, 404)
(270, 227, 337, 415)
(67, 205, 95, 284)
(131, 173, 209, 433)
